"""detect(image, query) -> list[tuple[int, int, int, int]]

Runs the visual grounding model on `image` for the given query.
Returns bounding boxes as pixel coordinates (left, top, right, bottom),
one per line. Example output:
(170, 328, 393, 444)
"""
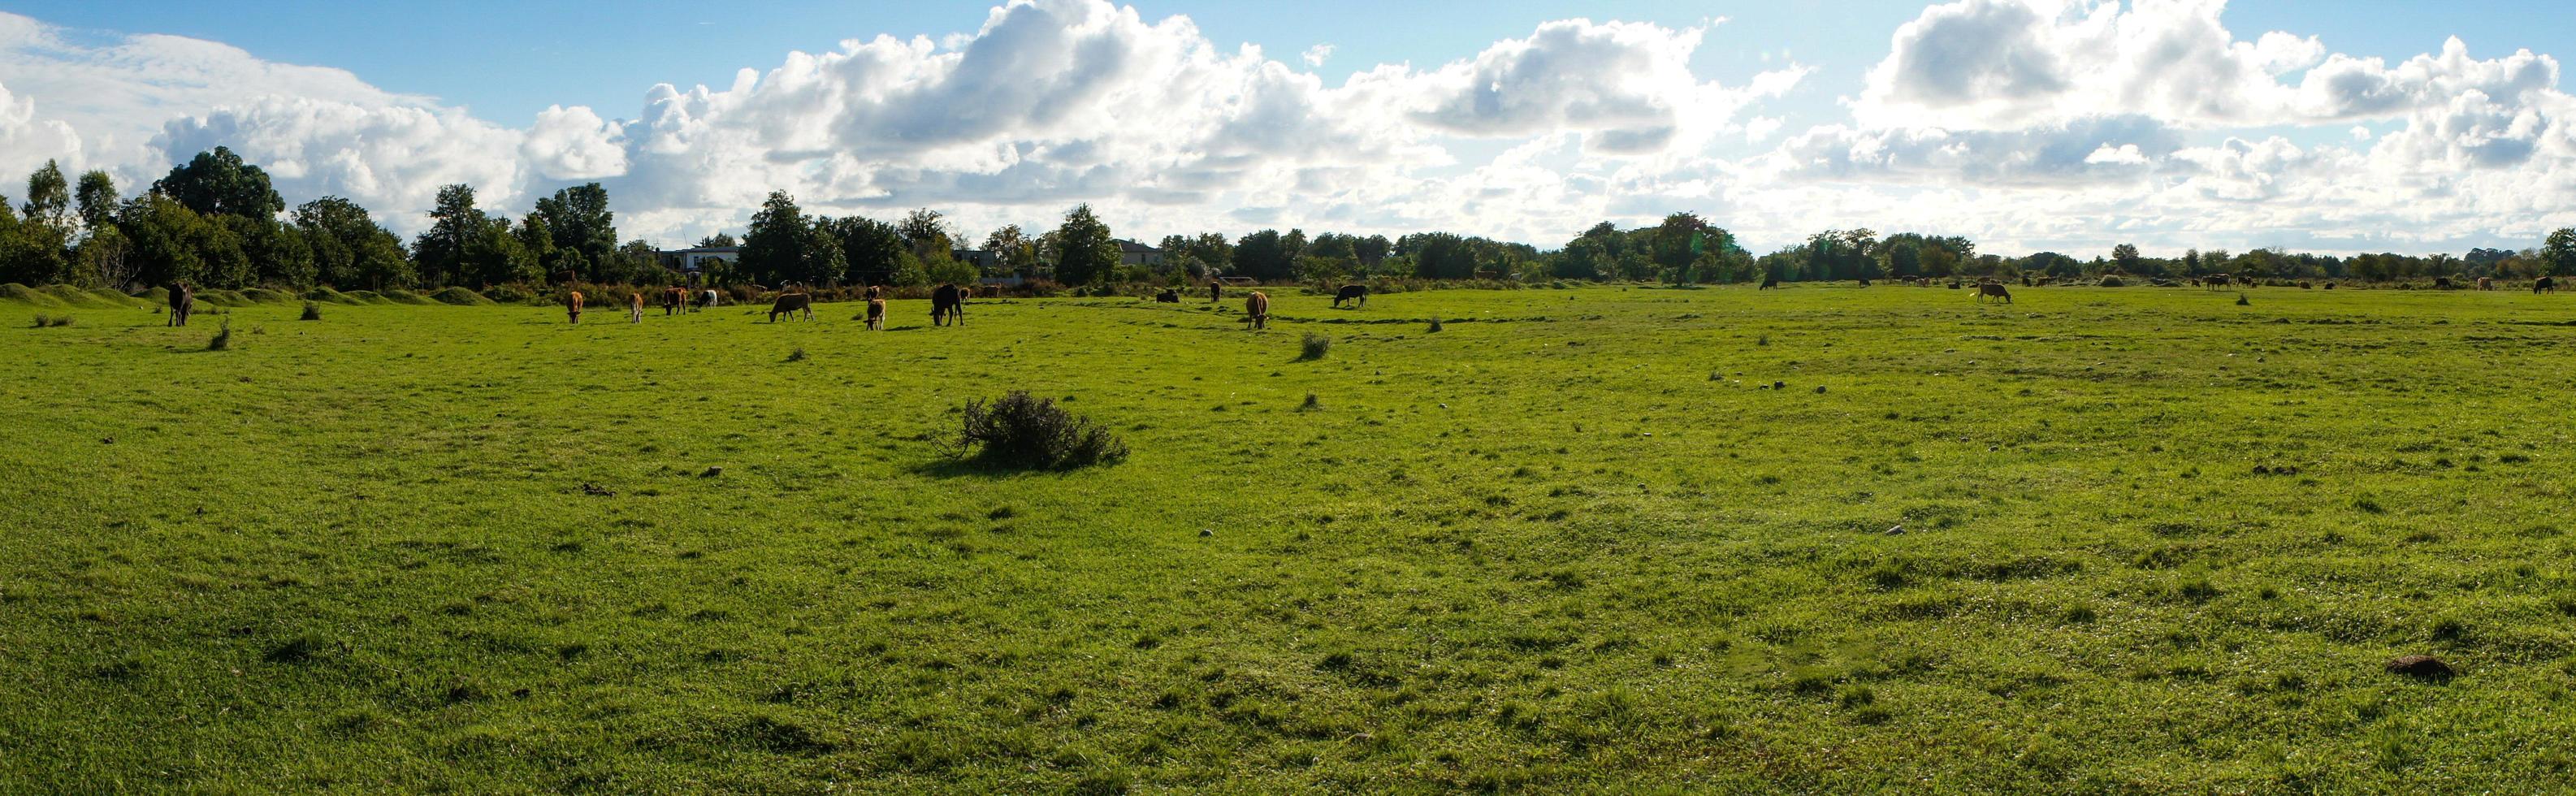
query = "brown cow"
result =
(1245, 291, 1271, 330)
(864, 286, 886, 330)
(566, 291, 584, 324)
(629, 292, 644, 322)
(662, 287, 688, 315)
(2478, 277, 2494, 291)
(1976, 283, 2012, 304)
(166, 282, 194, 327)
(769, 292, 812, 322)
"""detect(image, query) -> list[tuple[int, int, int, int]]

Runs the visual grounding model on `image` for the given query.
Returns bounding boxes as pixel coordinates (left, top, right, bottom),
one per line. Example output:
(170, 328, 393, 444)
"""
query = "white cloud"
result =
(1301, 43, 1333, 67)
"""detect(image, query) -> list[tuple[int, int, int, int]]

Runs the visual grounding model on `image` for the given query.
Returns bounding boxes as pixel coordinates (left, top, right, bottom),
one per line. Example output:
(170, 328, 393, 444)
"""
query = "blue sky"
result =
(3, 1, 2573, 254)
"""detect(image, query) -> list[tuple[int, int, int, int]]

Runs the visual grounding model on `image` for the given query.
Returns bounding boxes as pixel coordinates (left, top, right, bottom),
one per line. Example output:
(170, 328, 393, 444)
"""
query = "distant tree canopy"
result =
(4, 145, 2569, 295)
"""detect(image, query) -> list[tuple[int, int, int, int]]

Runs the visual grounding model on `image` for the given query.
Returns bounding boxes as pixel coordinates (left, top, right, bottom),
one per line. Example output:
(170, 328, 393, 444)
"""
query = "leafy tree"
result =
(412, 184, 488, 288)
(1233, 229, 1298, 282)
(822, 215, 906, 286)
(2111, 243, 2142, 274)
(1052, 204, 1119, 286)
(741, 191, 814, 287)
(899, 208, 951, 258)
(516, 213, 559, 276)
(1404, 232, 1475, 279)
(1354, 235, 1392, 270)
(230, 214, 315, 288)
(985, 225, 1037, 278)
(697, 232, 738, 248)
(294, 197, 412, 291)
(532, 183, 616, 277)
(19, 160, 72, 234)
(72, 170, 119, 240)
(156, 146, 284, 219)
(2544, 228, 2576, 276)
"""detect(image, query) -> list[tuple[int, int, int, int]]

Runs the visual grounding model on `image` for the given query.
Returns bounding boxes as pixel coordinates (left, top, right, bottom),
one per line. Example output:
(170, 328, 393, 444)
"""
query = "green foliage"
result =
(154, 146, 284, 219)
(532, 184, 617, 278)
(953, 390, 1128, 469)
(1051, 204, 1119, 286)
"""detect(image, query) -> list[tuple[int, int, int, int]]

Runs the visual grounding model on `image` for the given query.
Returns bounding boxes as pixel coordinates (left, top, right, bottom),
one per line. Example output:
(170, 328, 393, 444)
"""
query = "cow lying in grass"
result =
(1155, 289, 1180, 303)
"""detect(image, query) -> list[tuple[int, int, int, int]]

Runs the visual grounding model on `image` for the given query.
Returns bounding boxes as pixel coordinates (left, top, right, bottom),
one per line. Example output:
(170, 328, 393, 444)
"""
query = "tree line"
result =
(5, 148, 2573, 292)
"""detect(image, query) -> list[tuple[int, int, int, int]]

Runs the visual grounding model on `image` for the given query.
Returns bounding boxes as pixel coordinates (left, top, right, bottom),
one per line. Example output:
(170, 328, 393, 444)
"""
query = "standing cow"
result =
(1759, 277, 1778, 290)
(565, 291, 585, 324)
(2539, 276, 2559, 294)
(700, 288, 721, 309)
(864, 286, 887, 331)
(1245, 291, 1271, 331)
(166, 282, 194, 327)
(768, 291, 812, 322)
(1976, 283, 2013, 304)
(1333, 284, 1369, 309)
(662, 287, 688, 315)
(930, 283, 966, 327)
(1209, 280, 1223, 303)
(629, 292, 644, 322)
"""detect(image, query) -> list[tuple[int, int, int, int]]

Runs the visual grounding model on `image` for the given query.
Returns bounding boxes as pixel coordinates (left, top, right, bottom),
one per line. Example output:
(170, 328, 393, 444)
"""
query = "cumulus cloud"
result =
(1301, 43, 1333, 67)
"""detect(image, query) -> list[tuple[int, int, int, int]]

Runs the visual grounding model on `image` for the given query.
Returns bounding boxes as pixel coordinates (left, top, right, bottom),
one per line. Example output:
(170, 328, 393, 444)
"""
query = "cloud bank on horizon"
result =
(1, 0, 2571, 255)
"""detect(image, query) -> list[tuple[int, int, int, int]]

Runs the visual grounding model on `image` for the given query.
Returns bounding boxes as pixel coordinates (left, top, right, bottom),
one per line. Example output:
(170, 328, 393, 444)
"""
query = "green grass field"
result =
(6, 283, 2576, 792)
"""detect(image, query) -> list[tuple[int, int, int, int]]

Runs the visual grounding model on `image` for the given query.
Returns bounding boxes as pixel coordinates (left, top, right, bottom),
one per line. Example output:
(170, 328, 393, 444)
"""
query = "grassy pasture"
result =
(4, 284, 2576, 792)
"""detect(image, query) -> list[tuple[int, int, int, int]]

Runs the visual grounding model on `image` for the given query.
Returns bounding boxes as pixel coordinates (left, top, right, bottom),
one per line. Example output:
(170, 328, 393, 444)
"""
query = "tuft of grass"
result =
(952, 390, 1128, 470)
(207, 318, 232, 351)
(31, 314, 49, 328)
(2236, 293, 2252, 306)
(1298, 333, 1331, 361)
(786, 347, 808, 362)
(301, 301, 323, 321)
(1427, 318, 1444, 333)
(1298, 392, 1321, 412)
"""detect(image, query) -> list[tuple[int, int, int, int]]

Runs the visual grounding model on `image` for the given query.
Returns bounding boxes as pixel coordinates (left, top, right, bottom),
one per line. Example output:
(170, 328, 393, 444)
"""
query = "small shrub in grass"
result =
(301, 301, 323, 321)
(31, 314, 49, 328)
(786, 346, 808, 362)
(208, 318, 232, 351)
(1427, 318, 1444, 332)
(1299, 333, 1331, 361)
(1299, 392, 1321, 412)
(952, 390, 1128, 470)
(2236, 293, 2251, 306)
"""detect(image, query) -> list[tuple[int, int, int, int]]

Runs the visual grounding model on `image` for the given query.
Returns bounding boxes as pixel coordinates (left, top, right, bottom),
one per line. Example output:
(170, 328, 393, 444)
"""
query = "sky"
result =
(2, 0, 2572, 257)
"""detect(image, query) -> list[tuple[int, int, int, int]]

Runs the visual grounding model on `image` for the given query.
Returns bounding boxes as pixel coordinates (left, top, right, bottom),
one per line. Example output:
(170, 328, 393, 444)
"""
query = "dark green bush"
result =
(953, 391, 1127, 470)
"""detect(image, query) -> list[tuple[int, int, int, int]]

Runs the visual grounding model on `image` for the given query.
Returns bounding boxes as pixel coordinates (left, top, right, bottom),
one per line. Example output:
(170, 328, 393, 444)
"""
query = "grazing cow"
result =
(768, 292, 812, 322)
(566, 291, 584, 324)
(865, 287, 887, 331)
(630, 292, 644, 322)
(1760, 277, 1779, 290)
(1154, 289, 1180, 303)
(2435, 276, 2455, 290)
(1334, 283, 1369, 308)
(1245, 291, 1271, 330)
(2538, 276, 2558, 294)
(2325, 283, 2336, 290)
(166, 282, 194, 327)
(1209, 280, 1223, 303)
(662, 287, 687, 315)
(931, 283, 965, 327)
(2299, 282, 2313, 289)
(2478, 277, 2495, 291)
(1858, 278, 1871, 288)
(2020, 275, 2033, 288)
(1976, 283, 2013, 304)
(700, 288, 721, 309)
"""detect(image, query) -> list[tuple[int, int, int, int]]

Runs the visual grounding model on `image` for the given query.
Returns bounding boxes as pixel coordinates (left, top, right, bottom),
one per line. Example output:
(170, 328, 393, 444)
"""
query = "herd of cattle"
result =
(149, 272, 2563, 331)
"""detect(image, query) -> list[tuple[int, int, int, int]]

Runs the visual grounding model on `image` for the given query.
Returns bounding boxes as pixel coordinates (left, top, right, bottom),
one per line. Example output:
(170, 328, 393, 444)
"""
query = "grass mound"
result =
(0, 283, 64, 306)
(305, 287, 363, 305)
(382, 289, 437, 305)
(37, 285, 124, 308)
(428, 287, 495, 305)
(239, 288, 296, 304)
(193, 289, 254, 308)
(342, 290, 392, 305)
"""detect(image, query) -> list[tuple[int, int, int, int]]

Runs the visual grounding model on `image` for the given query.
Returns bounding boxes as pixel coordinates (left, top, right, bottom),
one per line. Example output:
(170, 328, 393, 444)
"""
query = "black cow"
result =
(931, 283, 965, 326)
(166, 282, 194, 327)
(2539, 276, 2558, 294)
(1333, 284, 1369, 308)
(1154, 289, 1180, 303)
(1759, 277, 1778, 290)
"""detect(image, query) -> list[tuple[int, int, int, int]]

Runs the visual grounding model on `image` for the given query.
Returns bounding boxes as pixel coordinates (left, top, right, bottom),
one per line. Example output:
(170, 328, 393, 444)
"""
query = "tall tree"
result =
(740, 191, 812, 287)
(985, 224, 1035, 278)
(696, 232, 738, 248)
(74, 170, 118, 237)
(899, 208, 951, 258)
(294, 196, 411, 291)
(2111, 243, 2142, 274)
(1052, 204, 1119, 286)
(823, 215, 905, 286)
(155, 146, 285, 219)
(1233, 229, 1297, 281)
(413, 184, 489, 288)
(532, 183, 616, 276)
(2544, 228, 2576, 276)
